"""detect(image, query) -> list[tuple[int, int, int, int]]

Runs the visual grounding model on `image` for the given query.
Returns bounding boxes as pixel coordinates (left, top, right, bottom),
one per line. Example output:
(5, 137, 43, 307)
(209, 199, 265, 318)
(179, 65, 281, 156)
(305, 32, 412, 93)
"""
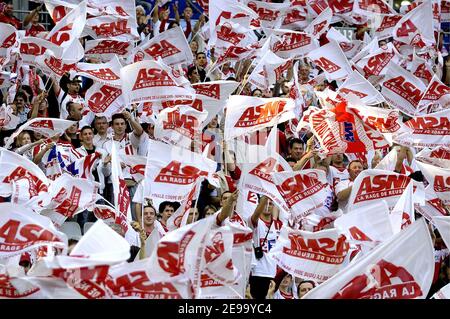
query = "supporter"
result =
(287, 137, 305, 162)
(335, 160, 365, 210)
(0, 0, 21, 29)
(23, 4, 46, 37)
(249, 196, 282, 300)
(158, 201, 180, 232)
(92, 116, 111, 148)
(297, 280, 316, 299)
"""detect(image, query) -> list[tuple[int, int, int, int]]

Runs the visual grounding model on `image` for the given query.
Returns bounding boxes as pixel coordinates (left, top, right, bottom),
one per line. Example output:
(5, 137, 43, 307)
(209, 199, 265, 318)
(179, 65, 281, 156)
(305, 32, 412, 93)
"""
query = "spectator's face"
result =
(281, 82, 290, 94)
(143, 207, 156, 227)
(299, 66, 310, 80)
(190, 41, 198, 54)
(5, 4, 13, 17)
(279, 274, 292, 291)
(80, 129, 94, 144)
(187, 208, 198, 224)
(349, 161, 364, 180)
(15, 96, 25, 108)
(332, 153, 344, 164)
(112, 118, 126, 136)
(196, 54, 207, 68)
(252, 90, 262, 97)
(161, 205, 175, 222)
(184, 7, 193, 19)
(298, 282, 314, 298)
(208, 116, 218, 128)
(69, 103, 83, 120)
(19, 133, 31, 146)
(262, 199, 273, 217)
(32, 12, 40, 23)
(189, 68, 200, 83)
(39, 99, 48, 111)
(220, 192, 232, 207)
(160, 9, 169, 20)
(94, 118, 108, 134)
(68, 81, 81, 93)
(290, 142, 304, 161)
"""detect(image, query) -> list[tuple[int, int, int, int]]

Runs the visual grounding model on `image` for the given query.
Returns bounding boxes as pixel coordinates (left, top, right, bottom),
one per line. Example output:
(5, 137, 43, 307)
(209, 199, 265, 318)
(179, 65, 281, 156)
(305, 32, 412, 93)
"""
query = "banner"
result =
(241, 126, 292, 214)
(337, 71, 386, 105)
(433, 283, 450, 299)
(303, 219, 434, 299)
(5, 118, 76, 149)
(304, 7, 332, 37)
(374, 15, 402, 40)
(84, 14, 139, 41)
(105, 259, 193, 299)
(245, 0, 290, 28)
(393, 0, 435, 48)
(393, 109, 450, 148)
(416, 161, 450, 205)
(111, 142, 130, 219)
(145, 217, 216, 291)
(154, 105, 208, 149)
(40, 174, 100, 227)
(269, 227, 349, 283)
(19, 37, 63, 66)
(347, 169, 422, 212)
(166, 182, 199, 232)
(334, 201, 394, 252)
(0, 148, 49, 205)
(85, 82, 125, 118)
(415, 186, 449, 222)
(307, 40, 352, 81)
(389, 181, 415, 234)
(415, 146, 450, 169)
(134, 26, 193, 67)
(35, 51, 78, 80)
(418, 75, 450, 113)
(0, 203, 67, 258)
(272, 169, 330, 223)
(270, 29, 319, 59)
(85, 39, 132, 61)
(120, 59, 195, 105)
(303, 106, 390, 155)
(356, 43, 399, 78)
(75, 56, 122, 87)
(353, 0, 396, 16)
(192, 81, 239, 127)
(143, 139, 219, 203)
(45, 1, 87, 51)
(326, 28, 364, 59)
(119, 154, 146, 183)
(224, 96, 296, 140)
(248, 50, 292, 90)
(432, 216, 450, 257)
(381, 61, 426, 116)
(280, 6, 309, 30)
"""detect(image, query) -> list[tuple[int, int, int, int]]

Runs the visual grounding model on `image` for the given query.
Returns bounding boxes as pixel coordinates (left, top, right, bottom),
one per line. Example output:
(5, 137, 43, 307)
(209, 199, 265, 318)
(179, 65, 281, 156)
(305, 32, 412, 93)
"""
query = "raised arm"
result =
(250, 196, 268, 227)
(123, 110, 143, 137)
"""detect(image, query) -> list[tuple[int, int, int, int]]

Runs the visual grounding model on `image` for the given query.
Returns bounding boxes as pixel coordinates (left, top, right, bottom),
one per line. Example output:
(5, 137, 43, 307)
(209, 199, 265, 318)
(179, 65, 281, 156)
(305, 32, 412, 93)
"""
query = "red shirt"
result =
(25, 23, 46, 37)
(0, 13, 21, 29)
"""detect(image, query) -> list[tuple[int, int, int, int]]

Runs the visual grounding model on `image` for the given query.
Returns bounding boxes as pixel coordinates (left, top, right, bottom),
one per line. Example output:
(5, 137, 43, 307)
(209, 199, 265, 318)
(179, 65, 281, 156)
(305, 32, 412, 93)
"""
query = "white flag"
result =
(303, 219, 434, 299)
(269, 226, 349, 283)
(307, 40, 352, 81)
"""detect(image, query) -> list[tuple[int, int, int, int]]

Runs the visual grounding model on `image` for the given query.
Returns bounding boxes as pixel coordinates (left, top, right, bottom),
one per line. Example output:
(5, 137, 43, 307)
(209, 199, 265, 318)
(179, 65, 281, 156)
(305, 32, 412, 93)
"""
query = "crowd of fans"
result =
(0, 0, 449, 299)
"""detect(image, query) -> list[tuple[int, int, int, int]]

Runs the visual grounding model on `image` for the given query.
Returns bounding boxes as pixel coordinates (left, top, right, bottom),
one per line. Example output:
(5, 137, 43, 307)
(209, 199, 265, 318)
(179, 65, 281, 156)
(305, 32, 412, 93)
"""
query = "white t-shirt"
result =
(101, 133, 143, 180)
(329, 166, 349, 189)
(249, 216, 283, 278)
(335, 179, 353, 212)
